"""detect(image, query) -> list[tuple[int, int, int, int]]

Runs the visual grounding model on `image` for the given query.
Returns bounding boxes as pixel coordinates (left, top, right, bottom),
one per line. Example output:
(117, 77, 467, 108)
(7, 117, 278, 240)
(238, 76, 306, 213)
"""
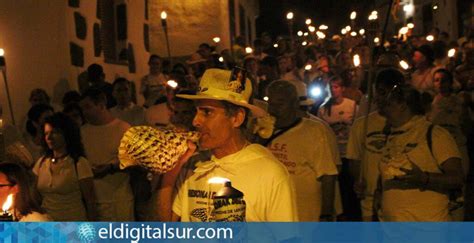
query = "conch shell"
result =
(118, 126, 200, 174)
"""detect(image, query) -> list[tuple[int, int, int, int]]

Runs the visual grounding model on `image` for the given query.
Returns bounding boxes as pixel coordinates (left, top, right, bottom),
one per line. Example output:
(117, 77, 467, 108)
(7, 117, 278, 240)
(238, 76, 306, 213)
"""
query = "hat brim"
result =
(176, 93, 267, 118)
(186, 59, 207, 65)
(300, 98, 315, 106)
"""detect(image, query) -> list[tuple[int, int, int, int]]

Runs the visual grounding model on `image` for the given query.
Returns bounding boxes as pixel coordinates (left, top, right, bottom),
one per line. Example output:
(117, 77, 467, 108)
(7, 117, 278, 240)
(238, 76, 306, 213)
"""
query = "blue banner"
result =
(1, 222, 474, 242)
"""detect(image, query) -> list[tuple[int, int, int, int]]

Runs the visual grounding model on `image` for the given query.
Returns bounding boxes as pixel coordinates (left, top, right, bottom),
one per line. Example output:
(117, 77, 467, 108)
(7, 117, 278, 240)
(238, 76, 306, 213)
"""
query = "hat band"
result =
(199, 86, 249, 104)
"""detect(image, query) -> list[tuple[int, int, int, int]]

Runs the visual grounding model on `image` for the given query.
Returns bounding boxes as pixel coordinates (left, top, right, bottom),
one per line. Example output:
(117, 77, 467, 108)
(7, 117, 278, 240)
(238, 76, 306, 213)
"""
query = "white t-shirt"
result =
(110, 103, 147, 126)
(379, 116, 461, 221)
(140, 73, 168, 107)
(318, 98, 358, 157)
(173, 144, 298, 222)
(428, 94, 470, 176)
(267, 118, 342, 221)
(81, 119, 133, 204)
(18, 211, 52, 222)
(346, 111, 387, 218)
(305, 113, 342, 166)
(33, 156, 93, 221)
(410, 66, 439, 94)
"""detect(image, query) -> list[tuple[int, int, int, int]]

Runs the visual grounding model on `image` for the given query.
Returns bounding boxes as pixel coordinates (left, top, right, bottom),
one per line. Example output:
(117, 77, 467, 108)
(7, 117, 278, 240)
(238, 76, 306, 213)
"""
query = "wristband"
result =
(421, 172, 430, 191)
(109, 163, 116, 173)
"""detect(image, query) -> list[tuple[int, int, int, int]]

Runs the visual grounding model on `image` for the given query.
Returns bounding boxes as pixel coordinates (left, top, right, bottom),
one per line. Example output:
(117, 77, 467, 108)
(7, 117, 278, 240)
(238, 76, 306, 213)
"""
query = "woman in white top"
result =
(0, 162, 51, 222)
(33, 113, 97, 221)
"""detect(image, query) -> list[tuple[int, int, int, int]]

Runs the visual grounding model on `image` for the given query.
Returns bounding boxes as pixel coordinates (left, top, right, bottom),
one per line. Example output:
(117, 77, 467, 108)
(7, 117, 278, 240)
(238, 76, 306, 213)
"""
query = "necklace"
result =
(51, 154, 69, 163)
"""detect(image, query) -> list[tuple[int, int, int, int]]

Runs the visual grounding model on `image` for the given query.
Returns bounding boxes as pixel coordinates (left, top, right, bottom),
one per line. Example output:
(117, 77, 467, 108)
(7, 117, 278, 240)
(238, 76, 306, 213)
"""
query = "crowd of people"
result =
(0, 26, 473, 223)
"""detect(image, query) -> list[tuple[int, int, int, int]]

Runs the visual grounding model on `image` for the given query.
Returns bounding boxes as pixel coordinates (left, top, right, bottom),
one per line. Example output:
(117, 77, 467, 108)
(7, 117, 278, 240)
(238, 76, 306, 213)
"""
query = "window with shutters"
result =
(100, 0, 128, 65)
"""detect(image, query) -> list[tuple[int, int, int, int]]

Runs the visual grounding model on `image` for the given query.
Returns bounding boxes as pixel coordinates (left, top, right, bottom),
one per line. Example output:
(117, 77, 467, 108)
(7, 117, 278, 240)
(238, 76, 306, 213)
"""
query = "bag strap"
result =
(264, 118, 302, 146)
(426, 124, 434, 157)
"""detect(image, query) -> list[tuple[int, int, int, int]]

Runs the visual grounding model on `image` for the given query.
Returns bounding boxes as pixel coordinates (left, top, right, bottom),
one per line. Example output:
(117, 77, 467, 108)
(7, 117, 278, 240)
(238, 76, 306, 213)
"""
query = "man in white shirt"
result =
(110, 78, 147, 126)
(80, 88, 134, 221)
(266, 80, 341, 221)
(158, 69, 298, 223)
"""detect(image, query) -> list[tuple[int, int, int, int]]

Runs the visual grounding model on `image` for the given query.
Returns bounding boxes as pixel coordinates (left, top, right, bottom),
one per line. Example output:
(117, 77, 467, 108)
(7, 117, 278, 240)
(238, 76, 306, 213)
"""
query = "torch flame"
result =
(0, 49, 4, 57)
(2, 194, 13, 212)
(160, 11, 167, 20)
(353, 54, 361, 67)
(350, 11, 357, 20)
(167, 80, 178, 89)
(399, 60, 410, 70)
(208, 177, 230, 184)
(286, 12, 294, 20)
(319, 25, 328, 30)
(448, 48, 456, 58)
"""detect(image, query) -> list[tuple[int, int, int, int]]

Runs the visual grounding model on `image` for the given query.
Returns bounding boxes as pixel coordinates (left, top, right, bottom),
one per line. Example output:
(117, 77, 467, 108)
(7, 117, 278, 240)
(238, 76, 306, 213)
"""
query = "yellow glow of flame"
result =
(426, 35, 434, 41)
(345, 25, 351, 32)
(160, 11, 167, 20)
(317, 31, 326, 39)
(308, 26, 316, 32)
(303, 32, 309, 36)
(359, 29, 365, 35)
(399, 27, 409, 35)
(302, 41, 308, 46)
(350, 11, 357, 20)
(305, 64, 312, 70)
(448, 48, 456, 58)
(319, 25, 328, 30)
(399, 60, 410, 70)
(0, 49, 4, 57)
(341, 29, 347, 35)
(403, 4, 414, 14)
(353, 54, 360, 67)
(273, 43, 278, 48)
(297, 31, 303, 36)
(2, 194, 13, 212)
(407, 23, 414, 29)
(213, 37, 221, 43)
(263, 96, 269, 101)
(245, 47, 253, 54)
(305, 19, 312, 25)
(350, 31, 357, 37)
(368, 11, 378, 21)
(167, 80, 178, 89)
(208, 177, 230, 184)
(218, 57, 224, 63)
(286, 12, 294, 20)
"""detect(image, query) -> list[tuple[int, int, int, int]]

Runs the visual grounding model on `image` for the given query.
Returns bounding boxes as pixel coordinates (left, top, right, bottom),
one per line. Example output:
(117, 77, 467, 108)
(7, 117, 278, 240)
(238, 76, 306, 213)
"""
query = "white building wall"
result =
(0, 0, 149, 125)
(149, 0, 258, 57)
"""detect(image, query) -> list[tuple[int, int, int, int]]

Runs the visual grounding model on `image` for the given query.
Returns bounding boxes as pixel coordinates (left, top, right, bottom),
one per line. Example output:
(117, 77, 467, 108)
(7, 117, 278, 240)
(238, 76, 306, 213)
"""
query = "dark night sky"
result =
(256, 0, 377, 38)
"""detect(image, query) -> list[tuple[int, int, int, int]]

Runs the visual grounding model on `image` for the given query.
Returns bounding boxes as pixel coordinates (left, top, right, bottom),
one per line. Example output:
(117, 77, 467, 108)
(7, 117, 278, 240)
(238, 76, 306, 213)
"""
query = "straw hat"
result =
(177, 68, 266, 117)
